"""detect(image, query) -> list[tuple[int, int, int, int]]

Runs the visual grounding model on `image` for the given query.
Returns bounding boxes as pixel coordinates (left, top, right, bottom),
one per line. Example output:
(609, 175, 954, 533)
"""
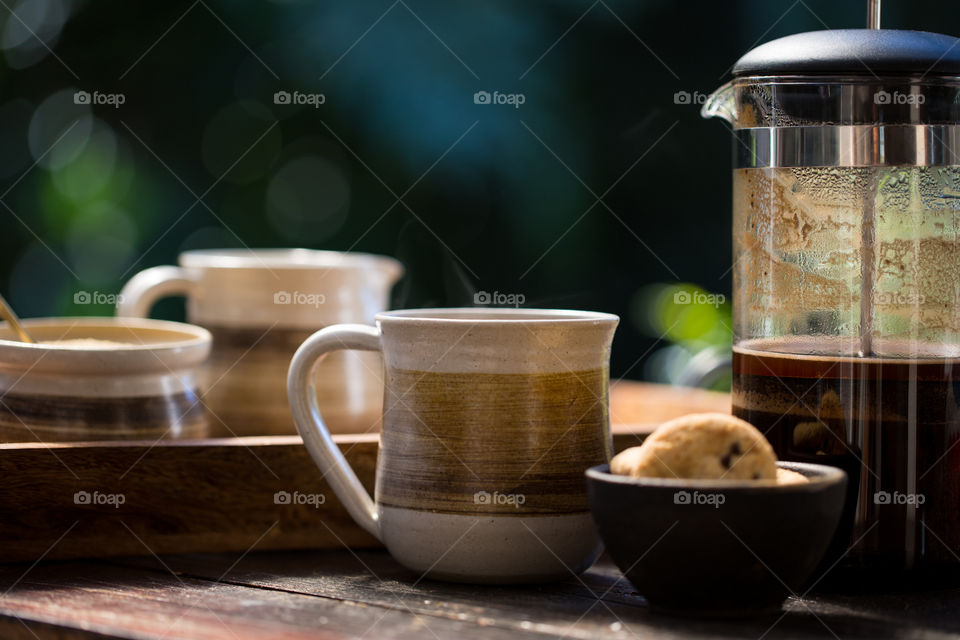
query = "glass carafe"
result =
(704, 28, 960, 574)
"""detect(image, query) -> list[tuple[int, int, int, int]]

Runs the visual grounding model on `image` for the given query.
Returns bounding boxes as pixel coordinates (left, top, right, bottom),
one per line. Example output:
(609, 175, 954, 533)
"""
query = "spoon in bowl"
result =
(0, 293, 35, 343)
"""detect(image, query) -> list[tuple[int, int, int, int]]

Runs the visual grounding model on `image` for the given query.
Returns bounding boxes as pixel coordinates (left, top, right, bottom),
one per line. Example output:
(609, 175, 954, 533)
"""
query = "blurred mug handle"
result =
(287, 323, 382, 540)
(116, 266, 201, 318)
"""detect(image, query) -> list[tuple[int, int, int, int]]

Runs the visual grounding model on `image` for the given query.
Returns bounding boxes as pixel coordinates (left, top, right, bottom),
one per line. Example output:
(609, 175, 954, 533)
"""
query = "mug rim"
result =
(0, 316, 213, 379)
(376, 307, 619, 324)
(178, 248, 403, 274)
(585, 461, 847, 490)
(0, 317, 212, 376)
(0, 317, 211, 353)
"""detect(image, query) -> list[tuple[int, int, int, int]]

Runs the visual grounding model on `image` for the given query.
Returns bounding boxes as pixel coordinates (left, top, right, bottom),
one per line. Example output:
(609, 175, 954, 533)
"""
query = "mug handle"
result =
(116, 266, 201, 318)
(287, 324, 382, 540)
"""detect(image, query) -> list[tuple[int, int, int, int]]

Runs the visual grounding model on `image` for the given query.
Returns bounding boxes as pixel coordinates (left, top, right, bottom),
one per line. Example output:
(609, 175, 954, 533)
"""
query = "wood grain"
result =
(378, 368, 610, 515)
(0, 435, 380, 563)
(119, 549, 650, 630)
(608, 380, 730, 428)
(0, 560, 549, 640)
(122, 550, 960, 639)
(3, 550, 956, 640)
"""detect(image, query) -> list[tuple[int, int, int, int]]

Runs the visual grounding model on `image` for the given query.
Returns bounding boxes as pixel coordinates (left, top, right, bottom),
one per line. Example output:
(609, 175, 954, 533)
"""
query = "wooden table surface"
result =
(2, 548, 959, 639)
(2, 383, 956, 638)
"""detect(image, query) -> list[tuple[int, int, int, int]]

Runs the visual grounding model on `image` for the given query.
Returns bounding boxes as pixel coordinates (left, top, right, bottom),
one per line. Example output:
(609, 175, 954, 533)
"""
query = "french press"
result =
(703, 2, 960, 573)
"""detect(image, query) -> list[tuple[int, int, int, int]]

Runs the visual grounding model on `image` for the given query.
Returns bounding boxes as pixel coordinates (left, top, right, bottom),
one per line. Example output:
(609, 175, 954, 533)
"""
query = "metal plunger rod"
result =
(861, 0, 881, 356)
(867, 0, 881, 30)
(859, 184, 876, 358)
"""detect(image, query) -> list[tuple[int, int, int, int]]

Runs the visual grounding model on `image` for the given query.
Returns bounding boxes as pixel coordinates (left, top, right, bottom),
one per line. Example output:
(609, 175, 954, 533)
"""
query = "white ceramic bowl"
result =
(0, 317, 211, 442)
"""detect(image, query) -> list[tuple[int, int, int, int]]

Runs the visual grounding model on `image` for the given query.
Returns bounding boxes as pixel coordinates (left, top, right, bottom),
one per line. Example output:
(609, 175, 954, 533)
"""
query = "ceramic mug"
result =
(118, 249, 403, 436)
(288, 308, 619, 583)
(0, 317, 211, 442)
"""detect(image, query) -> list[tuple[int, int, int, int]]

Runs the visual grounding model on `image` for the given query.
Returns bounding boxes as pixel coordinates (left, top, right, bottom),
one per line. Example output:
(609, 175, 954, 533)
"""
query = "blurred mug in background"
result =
(118, 248, 403, 436)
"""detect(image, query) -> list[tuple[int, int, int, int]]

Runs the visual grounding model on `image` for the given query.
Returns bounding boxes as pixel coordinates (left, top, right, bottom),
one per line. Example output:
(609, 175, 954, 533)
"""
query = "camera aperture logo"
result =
(673, 289, 725, 308)
(274, 490, 326, 508)
(274, 90, 325, 108)
(473, 90, 525, 109)
(74, 90, 125, 108)
(273, 290, 325, 308)
(473, 290, 525, 307)
(874, 90, 925, 106)
(874, 490, 925, 507)
(673, 90, 708, 105)
(474, 490, 525, 508)
(674, 490, 725, 508)
(74, 490, 125, 508)
(74, 290, 124, 305)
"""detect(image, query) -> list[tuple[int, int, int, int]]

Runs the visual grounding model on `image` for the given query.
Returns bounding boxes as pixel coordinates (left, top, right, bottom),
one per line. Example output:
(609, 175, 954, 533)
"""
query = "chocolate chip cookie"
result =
(611, 413, 778, 481)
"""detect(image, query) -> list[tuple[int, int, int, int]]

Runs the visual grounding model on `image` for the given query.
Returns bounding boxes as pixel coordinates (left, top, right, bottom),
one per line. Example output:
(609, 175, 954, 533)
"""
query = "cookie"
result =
(611, 413, 778, 481)
(776, 468, 809, 485)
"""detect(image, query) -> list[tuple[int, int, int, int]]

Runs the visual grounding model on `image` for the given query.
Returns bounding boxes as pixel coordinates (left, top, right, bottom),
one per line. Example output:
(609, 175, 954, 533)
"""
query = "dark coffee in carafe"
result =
(732, 338, 960, 572)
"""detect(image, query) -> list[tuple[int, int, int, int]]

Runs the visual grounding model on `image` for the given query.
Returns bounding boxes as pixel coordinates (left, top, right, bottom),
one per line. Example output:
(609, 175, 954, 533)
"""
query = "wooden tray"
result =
(0, 381, 729, 563)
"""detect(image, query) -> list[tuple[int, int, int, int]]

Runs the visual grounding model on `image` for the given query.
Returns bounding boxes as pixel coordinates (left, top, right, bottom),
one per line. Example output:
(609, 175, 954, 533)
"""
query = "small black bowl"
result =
(586, 461, 847, 617)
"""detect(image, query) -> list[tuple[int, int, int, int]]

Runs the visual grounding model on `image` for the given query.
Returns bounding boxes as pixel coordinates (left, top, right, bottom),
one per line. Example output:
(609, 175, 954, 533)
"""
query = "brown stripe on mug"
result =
(205, 325, 317, 351)
(375, 367, 611, 515)
(202, 325, 317, 435)
(0, 391, 208, 442)
(202, 324, 384, 437)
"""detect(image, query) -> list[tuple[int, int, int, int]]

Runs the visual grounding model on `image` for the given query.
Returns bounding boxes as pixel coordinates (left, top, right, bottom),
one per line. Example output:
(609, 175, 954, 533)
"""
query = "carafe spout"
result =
(700, 80, 737, 125)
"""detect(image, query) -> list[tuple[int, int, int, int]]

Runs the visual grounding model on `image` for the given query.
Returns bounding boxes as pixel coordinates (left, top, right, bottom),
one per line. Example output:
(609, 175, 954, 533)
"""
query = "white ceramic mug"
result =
(288, 308, 619, 583)
(118, 249, 403, 435)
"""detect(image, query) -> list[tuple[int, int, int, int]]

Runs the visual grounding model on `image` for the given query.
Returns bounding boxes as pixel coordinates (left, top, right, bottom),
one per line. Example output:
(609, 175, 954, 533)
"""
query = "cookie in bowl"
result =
(611, 413, 778, 481)
(587, 413, 843, 616)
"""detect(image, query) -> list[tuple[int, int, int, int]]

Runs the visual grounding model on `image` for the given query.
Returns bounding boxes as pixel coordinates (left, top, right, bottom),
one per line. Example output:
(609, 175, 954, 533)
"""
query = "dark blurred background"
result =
(1, 0, 955, 384)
